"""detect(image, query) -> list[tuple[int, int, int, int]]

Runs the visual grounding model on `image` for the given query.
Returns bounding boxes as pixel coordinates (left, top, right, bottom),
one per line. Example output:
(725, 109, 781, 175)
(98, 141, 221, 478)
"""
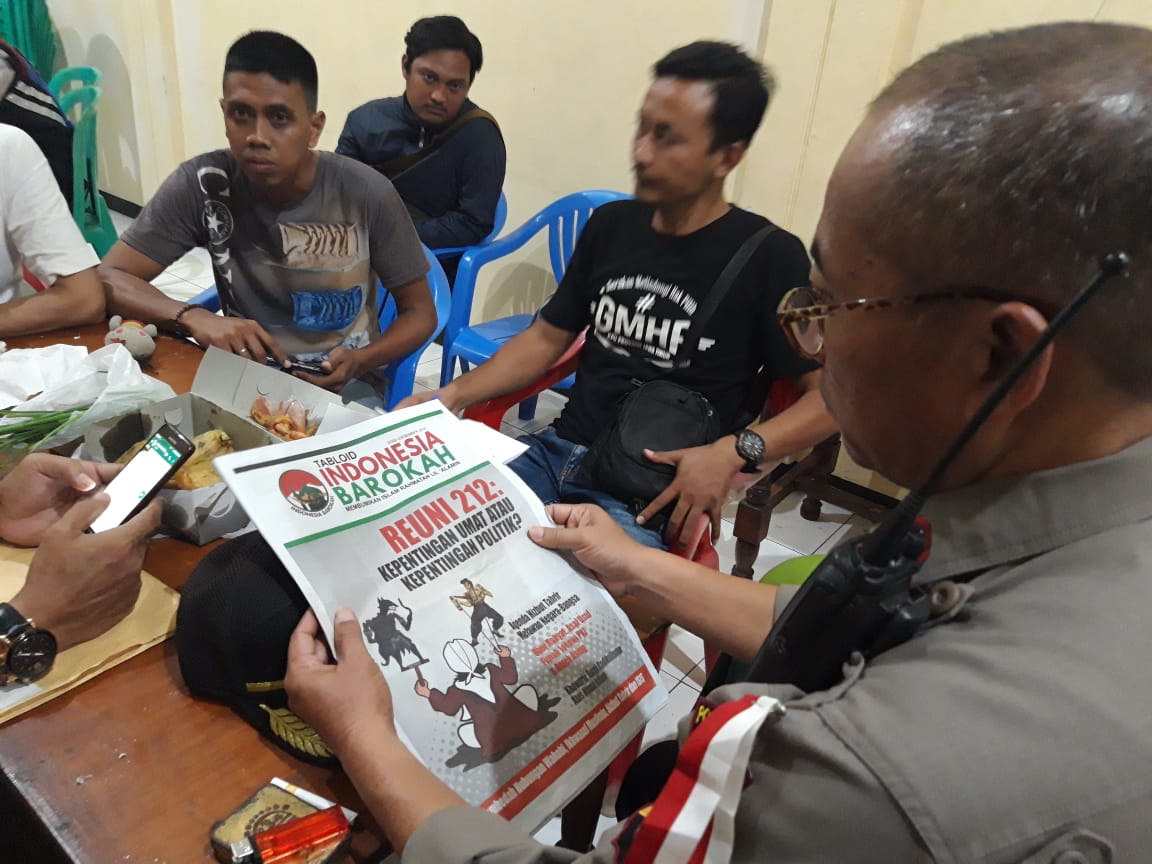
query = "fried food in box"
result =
(250, 396, 317, 440)
(118, 429, 234, 490)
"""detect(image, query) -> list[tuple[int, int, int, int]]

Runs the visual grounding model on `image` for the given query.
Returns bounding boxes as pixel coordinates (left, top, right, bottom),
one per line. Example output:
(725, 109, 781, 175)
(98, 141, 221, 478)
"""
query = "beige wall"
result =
(739, 0, 1152, 247)
(47, 0, 1152, 277)
(47, 0, 183, 205)
(40, 1, 1152, 492)
(65, 0, 760, 219)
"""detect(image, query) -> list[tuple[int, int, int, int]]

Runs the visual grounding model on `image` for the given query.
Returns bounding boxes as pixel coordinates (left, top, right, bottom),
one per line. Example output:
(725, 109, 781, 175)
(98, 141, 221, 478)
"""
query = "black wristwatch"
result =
(735, 429, 767, 474)
(0, 602, 57, 685)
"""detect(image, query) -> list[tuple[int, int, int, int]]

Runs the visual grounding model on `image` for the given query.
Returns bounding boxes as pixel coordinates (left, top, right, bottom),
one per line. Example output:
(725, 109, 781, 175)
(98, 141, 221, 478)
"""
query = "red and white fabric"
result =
(619, 693, 784, 864)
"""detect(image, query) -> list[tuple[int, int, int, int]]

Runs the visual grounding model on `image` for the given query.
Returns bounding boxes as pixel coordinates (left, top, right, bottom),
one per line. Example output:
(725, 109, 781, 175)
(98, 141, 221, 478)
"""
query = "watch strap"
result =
(0, 601, 29, 640)
(0, 602, 57, 685)
(0, 602, 31, 683)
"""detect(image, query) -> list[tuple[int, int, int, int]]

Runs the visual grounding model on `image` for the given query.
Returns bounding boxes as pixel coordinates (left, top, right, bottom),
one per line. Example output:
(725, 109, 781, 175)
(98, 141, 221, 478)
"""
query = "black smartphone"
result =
(87, 423, 195, 534)
(266, 357, 327, 375)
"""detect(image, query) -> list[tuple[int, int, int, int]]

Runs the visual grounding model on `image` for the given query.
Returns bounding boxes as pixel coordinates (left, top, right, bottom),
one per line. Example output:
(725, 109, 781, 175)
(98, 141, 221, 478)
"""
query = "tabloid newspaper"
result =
(215, 403, 667, 830)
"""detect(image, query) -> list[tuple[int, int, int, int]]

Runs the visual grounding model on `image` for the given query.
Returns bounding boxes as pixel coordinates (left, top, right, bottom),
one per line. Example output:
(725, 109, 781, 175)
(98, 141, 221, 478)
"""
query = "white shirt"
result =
(0, 124, 98, 302)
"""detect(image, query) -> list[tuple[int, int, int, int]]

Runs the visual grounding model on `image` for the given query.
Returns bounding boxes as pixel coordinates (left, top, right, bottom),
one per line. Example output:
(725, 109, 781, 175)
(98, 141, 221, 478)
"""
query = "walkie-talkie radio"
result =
(743, 253, 1130, 692)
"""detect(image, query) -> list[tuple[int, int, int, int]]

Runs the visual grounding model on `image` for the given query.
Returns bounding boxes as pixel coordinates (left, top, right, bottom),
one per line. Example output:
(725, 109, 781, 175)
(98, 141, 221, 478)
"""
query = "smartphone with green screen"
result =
(86, 423, 195, 534)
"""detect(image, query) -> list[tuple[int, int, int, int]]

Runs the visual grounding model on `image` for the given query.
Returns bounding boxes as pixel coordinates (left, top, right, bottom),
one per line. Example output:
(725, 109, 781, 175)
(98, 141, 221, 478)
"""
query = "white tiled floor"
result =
(109, 210, 215, 302)
(119, 206, 879, 848)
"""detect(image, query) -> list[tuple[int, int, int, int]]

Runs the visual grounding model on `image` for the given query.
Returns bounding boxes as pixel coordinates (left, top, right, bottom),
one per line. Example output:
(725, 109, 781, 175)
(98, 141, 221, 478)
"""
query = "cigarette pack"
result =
(209, 783, 320, 861)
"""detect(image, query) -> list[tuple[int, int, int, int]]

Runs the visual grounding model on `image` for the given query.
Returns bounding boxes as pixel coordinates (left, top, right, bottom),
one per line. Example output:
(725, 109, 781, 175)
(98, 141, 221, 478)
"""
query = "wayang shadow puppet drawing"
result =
(362, 597, 429, 672)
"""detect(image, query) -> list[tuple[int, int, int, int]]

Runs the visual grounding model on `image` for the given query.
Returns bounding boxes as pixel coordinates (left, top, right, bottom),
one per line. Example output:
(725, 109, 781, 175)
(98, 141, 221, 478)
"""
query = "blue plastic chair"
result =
(186, 284, 221, 311)
(430, 191, 507, 260)
(440, 190, 629, 421)
(182, 244, 450, 409)
(379, 247, 451, 408)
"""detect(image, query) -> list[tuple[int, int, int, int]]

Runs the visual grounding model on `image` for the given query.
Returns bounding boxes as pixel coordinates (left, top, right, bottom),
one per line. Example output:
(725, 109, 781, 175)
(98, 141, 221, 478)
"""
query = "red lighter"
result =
(227, 805, 350, 864)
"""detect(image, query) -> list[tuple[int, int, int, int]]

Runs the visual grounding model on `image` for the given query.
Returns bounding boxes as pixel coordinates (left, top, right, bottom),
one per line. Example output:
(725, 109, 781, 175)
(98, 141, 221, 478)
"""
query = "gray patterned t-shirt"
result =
(122, 150, 428, 358)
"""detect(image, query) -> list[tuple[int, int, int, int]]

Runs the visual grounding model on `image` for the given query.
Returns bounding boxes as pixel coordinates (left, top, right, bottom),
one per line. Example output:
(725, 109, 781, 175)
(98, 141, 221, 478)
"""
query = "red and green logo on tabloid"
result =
(279, 469, 333, 517)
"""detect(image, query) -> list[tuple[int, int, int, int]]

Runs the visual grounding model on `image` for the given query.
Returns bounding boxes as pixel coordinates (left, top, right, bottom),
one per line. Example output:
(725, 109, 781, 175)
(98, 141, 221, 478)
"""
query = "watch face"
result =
(8, 630, 57, 681)
(738, 430, 766, 464)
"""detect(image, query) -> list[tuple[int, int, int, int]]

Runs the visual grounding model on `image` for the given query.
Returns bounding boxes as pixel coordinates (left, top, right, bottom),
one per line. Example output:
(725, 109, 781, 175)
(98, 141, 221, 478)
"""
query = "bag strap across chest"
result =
(372, 108, 500, 177)
(670, 223, 777, 369)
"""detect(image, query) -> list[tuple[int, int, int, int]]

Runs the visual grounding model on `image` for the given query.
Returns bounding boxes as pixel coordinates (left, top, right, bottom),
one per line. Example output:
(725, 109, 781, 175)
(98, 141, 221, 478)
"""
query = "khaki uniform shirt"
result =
(403, 438, 1152, 863)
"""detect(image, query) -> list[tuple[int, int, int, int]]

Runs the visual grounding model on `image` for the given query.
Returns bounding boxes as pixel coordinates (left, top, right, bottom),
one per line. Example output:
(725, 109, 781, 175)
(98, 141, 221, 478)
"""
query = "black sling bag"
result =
(580, 225, 777, 529)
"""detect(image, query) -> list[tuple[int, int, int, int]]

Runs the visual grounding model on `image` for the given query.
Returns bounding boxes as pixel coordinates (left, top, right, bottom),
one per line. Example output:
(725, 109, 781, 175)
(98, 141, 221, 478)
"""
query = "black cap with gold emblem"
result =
(175, 531, 337, 765)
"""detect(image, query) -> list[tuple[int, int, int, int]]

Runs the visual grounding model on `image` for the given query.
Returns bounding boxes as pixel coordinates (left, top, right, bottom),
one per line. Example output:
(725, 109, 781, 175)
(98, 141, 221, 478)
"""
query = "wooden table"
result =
(1, 329, 392, 862)
(1, 328, 667, 862)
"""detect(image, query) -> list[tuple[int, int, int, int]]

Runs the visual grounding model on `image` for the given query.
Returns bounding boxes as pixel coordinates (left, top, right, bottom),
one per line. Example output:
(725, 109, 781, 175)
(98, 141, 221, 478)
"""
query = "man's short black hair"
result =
(653, 41, 774, 150)
(866, 22, 1152, 399)
(224, 31, 318, 112)
(403, 16, 484, 82)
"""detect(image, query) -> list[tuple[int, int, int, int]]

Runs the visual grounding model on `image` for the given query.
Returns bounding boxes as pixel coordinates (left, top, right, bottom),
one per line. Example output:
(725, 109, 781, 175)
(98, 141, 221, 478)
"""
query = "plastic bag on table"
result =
(0, 343, 176, 450)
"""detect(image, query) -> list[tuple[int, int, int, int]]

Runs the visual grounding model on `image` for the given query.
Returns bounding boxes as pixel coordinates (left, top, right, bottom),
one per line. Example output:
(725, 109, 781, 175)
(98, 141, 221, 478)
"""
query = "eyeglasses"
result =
(776, 285, 1037, 358)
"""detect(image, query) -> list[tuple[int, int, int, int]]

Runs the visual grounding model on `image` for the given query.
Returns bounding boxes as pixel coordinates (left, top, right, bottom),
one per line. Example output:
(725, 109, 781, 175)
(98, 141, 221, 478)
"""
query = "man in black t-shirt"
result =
(402, 42, 835, 549)
(541, 200, 814, 448)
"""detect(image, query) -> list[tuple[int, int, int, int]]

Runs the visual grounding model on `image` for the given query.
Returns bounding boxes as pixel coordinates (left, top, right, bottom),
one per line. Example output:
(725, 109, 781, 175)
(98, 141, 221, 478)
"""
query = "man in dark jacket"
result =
(337, 16, 505, 252)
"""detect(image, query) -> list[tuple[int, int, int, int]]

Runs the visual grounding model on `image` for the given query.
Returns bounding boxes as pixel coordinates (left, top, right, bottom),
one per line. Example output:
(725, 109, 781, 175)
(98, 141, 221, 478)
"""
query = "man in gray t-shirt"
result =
(100, 31, 435, 394)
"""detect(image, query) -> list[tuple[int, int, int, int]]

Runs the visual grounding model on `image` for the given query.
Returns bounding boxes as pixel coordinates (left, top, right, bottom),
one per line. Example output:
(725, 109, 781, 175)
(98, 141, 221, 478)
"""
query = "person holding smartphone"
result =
(0, 453, 161, 686)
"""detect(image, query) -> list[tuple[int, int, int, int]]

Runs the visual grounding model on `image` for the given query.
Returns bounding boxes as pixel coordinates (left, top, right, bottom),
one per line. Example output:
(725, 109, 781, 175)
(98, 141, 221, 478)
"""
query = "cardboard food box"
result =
(82, 347, 378, 544)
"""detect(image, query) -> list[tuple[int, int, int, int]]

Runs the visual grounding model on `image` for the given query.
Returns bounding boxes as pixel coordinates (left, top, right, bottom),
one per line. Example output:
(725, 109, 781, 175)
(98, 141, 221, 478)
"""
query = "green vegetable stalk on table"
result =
(0, 405, 93, 470)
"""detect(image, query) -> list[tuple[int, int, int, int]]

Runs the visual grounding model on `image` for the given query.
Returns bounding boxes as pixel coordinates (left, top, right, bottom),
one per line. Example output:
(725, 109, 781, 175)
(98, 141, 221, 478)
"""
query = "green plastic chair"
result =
(57, 84, 118, 256)
(0, 0, 54, 77)
(0, 4, 22, 52)
(710, 554, 825, 687)
(760, 554, 824, 587)
(48, 65, 101, 101)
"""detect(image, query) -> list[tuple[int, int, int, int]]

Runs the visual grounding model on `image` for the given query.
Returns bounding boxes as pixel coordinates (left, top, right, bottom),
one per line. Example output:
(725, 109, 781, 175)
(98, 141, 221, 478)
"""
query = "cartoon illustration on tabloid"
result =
(362, 597, 428, 673)
(449, 578, 505, 647)
(416, 639, 559, 770)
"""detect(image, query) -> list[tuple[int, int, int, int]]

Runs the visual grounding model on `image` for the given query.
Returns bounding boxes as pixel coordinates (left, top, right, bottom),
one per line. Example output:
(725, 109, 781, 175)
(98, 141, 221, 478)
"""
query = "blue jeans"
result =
(509, 428, 668, 550)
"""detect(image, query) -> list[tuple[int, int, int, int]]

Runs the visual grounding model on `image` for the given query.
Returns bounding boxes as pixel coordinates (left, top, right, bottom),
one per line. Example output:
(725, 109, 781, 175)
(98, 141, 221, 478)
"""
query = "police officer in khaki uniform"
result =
(282, 22, 1152, 863)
